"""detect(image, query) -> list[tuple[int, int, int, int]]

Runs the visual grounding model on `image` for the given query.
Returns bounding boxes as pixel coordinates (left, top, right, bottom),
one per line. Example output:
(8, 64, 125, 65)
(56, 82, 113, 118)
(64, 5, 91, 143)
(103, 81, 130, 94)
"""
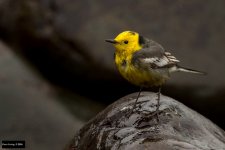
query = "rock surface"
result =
(68, 92, 225, 150)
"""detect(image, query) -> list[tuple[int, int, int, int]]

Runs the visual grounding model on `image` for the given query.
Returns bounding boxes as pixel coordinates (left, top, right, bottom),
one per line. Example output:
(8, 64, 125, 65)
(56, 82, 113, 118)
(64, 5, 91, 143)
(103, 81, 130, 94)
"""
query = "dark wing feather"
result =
(132, 39, 179, 69)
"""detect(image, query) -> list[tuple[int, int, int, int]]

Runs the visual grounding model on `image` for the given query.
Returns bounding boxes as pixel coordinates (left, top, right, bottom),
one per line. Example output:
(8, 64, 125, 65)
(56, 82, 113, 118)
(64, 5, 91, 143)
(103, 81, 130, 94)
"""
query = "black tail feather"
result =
(177, 66, 206, 75)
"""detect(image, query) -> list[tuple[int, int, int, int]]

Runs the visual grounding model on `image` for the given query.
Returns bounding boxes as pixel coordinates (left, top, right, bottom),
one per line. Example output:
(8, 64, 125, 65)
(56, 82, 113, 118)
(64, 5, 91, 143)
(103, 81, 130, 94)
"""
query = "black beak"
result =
(105, 39, 118, 44)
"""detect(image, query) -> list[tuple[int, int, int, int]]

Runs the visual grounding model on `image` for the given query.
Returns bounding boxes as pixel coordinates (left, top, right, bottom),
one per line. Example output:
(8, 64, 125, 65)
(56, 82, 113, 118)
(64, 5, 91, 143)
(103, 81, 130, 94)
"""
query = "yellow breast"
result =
(115, 53, 167, 87)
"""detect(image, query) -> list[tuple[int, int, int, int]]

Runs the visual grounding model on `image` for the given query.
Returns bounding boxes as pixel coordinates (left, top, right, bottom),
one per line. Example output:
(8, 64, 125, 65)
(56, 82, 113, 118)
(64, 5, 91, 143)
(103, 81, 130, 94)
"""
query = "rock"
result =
(67, 92, 225, 150)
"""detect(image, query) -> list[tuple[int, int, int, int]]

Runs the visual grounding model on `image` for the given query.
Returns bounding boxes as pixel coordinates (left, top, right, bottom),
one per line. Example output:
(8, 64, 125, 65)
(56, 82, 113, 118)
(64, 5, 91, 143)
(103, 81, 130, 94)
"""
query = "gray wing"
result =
(132, 39, 180, 69)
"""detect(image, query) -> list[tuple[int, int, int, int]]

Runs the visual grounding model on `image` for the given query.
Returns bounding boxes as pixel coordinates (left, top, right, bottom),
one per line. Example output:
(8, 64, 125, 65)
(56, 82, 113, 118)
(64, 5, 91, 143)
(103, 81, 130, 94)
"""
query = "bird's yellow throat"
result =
(112, 31, 142, 66)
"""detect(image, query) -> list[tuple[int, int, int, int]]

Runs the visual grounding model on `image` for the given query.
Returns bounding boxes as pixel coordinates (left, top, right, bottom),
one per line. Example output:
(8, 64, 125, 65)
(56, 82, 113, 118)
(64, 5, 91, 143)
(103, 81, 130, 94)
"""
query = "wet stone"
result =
(67, 92, 225, 150)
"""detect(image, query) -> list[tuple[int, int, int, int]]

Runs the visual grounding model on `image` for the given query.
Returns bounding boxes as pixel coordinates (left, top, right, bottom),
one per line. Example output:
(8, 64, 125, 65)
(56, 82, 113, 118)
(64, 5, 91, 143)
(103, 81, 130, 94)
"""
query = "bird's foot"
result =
(146, 108, 160, 122)
(133, 108, 160, 126)
(127, 102, 140, 117)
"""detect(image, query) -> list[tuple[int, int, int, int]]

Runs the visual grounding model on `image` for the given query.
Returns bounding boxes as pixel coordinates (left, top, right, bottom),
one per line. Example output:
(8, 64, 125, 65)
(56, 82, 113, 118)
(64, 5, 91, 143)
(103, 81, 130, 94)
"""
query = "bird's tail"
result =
(176, 66, 206, 75)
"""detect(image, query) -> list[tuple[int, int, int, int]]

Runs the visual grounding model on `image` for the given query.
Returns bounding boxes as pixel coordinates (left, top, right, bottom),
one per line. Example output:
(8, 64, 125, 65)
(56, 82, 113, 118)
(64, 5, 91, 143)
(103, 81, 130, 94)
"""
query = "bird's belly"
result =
(118, 65, 168, 87)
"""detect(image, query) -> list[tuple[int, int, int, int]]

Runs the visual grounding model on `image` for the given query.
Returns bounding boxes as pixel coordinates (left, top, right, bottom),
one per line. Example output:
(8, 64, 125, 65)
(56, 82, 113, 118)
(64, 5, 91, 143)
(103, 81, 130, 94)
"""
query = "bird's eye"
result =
(124, 40, 128, 44)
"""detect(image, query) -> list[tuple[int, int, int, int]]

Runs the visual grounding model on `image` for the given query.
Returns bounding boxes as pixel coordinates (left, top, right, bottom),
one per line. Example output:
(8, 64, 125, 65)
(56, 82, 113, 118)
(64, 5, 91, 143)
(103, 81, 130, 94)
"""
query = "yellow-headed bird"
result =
(106, 31, 205, 118)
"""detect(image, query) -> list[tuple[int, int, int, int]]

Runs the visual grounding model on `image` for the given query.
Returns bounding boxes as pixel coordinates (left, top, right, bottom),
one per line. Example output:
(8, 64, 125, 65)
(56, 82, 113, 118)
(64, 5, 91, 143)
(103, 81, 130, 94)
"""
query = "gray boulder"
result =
(68, 92, 225, 150)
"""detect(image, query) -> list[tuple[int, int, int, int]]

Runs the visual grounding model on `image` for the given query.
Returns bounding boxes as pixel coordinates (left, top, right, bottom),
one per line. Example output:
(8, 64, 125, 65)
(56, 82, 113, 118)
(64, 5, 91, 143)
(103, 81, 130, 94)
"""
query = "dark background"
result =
(0, 0, 224, 149)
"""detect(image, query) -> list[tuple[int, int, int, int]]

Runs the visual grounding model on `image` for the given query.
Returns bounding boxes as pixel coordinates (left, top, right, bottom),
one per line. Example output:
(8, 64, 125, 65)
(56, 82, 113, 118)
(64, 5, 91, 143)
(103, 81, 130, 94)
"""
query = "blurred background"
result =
(0, 0, 224, 149)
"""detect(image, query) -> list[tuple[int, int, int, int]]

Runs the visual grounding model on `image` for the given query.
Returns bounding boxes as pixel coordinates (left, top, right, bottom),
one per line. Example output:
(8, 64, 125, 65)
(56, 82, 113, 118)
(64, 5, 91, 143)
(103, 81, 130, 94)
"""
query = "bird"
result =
(105, 31, 205, 119)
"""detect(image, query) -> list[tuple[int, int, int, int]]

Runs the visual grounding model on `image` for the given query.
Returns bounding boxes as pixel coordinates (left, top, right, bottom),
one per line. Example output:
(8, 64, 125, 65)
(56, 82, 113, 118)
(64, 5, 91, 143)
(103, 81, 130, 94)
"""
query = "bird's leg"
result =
(155, 87, 161, 121)
(133, 87, 162, 125)
(131, 87, 142, 112)
(143, 87, 161, 121)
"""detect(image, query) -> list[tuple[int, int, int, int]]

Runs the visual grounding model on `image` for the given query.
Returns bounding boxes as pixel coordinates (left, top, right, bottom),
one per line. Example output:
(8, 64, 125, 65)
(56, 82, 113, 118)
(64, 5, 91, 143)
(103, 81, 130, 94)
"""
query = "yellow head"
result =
(106, 31, 142, 53)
